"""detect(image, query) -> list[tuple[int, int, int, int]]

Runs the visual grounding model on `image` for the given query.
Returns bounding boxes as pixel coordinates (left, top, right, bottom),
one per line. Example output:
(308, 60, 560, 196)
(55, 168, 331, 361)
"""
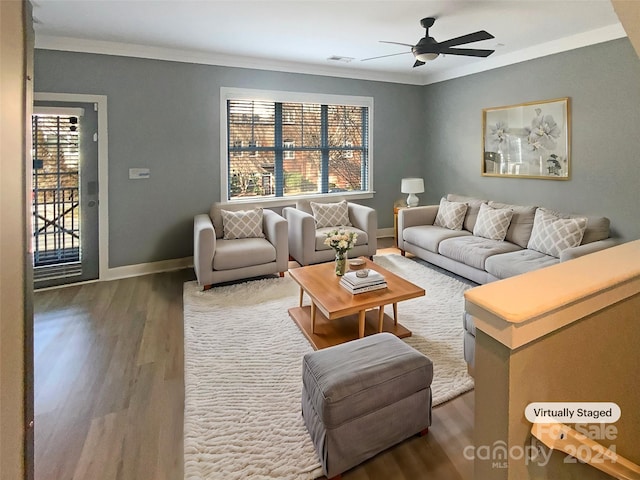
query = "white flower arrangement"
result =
(324, 229, 358, 254)
(526, 108, 561, 152)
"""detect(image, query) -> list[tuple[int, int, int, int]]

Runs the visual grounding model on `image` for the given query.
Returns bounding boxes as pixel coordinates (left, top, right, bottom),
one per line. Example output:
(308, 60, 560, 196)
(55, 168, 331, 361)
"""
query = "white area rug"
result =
(183, 254, 475, 480)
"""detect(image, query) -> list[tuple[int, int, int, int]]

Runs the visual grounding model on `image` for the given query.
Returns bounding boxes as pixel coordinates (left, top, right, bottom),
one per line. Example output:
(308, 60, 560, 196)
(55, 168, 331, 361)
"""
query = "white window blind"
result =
(223, 90, 371, 202)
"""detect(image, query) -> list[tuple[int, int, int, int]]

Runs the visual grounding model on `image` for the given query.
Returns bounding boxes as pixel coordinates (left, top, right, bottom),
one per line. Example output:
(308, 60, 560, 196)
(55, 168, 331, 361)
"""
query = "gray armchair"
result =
(193, 204, 288, 289)
(282, 199, 377, 266)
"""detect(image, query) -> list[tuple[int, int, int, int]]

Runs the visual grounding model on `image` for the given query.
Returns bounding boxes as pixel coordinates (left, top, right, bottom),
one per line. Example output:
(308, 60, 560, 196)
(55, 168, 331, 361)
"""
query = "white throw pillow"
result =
(527, 208, 587, 258)
(310, 200, 352, 228)
(433, 198, 468, 231)
(473, 203, 514, 241)
(221, 208, 265, 240)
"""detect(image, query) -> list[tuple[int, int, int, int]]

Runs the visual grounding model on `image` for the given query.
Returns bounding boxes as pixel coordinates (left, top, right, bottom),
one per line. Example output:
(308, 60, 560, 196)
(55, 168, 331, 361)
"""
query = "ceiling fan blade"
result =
(437, 30, 494, 48)
(413, 59, 426, 68)
(361, 51, 412, 62)
(437, 46, 495, 57)
(380, 40, 415, 47)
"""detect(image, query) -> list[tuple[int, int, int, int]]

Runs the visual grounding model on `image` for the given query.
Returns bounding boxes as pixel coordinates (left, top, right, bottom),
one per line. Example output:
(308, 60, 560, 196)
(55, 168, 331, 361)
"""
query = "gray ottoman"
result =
(301, 332, 433, 479)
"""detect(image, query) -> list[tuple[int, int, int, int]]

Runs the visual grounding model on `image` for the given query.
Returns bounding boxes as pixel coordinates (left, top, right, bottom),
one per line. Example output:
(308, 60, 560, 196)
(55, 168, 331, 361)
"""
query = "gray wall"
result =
(34, 51, 425, 267)
(34, 38, 640, 268)
(422, 38, 640, 243)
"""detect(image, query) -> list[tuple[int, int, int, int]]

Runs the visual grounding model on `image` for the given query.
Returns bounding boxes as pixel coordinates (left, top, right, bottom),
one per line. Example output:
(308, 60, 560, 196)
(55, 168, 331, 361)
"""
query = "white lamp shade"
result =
(401, 177, 424, 194)
(401, 177, 424, 208)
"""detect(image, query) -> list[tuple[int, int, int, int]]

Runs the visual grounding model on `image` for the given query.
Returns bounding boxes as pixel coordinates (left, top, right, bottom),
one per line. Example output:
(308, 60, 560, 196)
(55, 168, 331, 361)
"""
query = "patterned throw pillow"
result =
(433, 198, 468, 231)
(310, 200, 352, 228)
(447, 194, 487, 232)
(473, 203, 514, 241)
(221, 208, 265, 240)
(527, 208, 587, 258)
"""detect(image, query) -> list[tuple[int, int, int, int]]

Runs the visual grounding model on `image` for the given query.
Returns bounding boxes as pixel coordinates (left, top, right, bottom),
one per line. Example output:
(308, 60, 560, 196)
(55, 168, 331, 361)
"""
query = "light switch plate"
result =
(129, 168, 150, 179)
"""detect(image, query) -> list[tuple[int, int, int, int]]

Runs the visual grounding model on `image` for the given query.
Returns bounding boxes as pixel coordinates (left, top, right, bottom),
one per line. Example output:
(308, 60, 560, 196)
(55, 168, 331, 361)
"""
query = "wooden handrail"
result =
(531, 422, 640, 480)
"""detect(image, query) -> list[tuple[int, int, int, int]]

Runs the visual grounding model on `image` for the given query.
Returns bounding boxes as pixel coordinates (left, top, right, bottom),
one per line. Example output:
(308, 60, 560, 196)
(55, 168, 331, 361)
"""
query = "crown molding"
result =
(34, 34, 424, 85)
(420, 23, 627, 85)
(36, 23, 627, 87)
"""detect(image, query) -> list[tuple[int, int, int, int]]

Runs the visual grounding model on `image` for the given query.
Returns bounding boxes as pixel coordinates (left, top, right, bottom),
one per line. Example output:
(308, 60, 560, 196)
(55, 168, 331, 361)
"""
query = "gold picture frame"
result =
(482, 97, 570, 179)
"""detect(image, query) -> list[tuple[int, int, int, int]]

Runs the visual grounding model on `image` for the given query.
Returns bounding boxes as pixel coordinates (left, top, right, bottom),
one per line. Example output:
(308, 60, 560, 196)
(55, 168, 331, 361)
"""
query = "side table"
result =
(393, 206, 406, 248)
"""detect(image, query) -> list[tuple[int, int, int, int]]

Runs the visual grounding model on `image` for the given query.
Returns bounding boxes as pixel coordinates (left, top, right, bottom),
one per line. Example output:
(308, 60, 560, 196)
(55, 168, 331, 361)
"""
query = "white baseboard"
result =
(102, 256, 193, 281)
(377, 227, 394, 238)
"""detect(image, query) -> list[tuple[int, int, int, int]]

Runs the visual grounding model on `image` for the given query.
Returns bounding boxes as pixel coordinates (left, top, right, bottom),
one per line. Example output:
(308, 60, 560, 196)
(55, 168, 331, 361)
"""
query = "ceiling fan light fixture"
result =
(415, 52, 439, 62)
(362, 17, 494, 68)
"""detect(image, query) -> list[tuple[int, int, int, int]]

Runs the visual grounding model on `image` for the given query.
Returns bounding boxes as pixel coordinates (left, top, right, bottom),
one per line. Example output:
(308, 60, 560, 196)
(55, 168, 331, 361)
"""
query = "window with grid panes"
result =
(223, 89, 371, 201)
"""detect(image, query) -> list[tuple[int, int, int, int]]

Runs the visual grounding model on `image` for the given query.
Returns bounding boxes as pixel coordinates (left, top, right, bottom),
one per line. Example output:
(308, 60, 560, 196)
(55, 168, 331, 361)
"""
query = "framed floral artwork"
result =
(482, 97, 570, 179)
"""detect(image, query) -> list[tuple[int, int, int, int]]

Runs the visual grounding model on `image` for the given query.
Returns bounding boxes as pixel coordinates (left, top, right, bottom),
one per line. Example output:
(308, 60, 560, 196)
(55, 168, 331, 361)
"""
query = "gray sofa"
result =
(398, 193, 616, 284)
(397, 193, 617, 370)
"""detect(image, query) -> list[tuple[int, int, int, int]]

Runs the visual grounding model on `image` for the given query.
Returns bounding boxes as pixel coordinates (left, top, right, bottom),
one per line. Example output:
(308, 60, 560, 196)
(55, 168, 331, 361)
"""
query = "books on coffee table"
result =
(339, 270, 387, 294)
(340, 281, 387, 294)
(342, 270, 385, 285)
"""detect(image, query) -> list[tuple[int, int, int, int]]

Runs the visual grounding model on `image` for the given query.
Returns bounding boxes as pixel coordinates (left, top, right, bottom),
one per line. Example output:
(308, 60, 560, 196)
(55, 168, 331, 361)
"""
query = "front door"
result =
(32, 102, 99, 287)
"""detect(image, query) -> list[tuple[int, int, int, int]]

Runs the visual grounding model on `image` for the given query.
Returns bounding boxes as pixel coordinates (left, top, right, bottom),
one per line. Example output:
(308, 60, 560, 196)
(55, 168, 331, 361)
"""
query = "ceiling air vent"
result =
(327, 55, 354, 63)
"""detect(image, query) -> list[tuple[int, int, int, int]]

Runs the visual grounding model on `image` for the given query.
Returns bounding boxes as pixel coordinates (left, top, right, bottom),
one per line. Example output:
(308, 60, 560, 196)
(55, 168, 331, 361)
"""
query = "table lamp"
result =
(401, 177, 424, 207)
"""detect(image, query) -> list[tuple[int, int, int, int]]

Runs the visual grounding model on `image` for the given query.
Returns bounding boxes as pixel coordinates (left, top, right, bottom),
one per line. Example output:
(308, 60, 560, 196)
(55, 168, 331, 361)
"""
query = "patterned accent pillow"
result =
(433, 198, 468, 231)
(488, 201, 537, 248)
(473, 203, 514, 241)
(527, 208, 587, 258)
(447, 194, 487, 232)
(311, 200, 352, 228)
(221, 208, 265, 240)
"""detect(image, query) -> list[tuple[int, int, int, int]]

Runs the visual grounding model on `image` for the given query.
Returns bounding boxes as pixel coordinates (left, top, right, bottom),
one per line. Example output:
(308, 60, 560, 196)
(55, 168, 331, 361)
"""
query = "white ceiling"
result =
(32, 0, 626, 85)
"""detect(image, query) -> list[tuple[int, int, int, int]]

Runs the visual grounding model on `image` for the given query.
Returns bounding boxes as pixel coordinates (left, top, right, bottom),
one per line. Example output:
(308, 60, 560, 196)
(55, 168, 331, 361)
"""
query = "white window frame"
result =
(249, 140, 260, 157)
(283, 140, 295, 160)
(344, 140, 354, 159)
(232, 139, 244, 157)
(220, 87, 374, 207)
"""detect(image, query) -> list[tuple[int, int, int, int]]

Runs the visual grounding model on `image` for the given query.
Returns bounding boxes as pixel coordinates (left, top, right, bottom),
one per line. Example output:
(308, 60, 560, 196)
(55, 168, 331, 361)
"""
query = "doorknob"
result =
(88, 200, 97, 207)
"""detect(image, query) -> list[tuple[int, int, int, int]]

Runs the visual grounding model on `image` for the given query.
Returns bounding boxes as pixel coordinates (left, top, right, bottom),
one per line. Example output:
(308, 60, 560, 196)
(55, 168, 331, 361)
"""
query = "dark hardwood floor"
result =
(33, 242, 474, 480)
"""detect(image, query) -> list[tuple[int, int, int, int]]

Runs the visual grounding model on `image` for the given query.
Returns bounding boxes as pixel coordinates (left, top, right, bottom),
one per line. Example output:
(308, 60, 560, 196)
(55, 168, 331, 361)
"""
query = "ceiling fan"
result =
(362, 17, 495, 68)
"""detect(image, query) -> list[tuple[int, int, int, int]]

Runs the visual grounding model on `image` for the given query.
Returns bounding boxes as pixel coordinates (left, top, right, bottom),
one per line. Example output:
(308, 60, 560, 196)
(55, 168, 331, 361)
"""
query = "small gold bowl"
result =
(349, 258, 366, 271)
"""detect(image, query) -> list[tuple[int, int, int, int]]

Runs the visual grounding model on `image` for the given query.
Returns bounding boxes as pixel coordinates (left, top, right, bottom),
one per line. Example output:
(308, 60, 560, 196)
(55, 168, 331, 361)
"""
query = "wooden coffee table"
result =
(288, 257, 425, 350)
